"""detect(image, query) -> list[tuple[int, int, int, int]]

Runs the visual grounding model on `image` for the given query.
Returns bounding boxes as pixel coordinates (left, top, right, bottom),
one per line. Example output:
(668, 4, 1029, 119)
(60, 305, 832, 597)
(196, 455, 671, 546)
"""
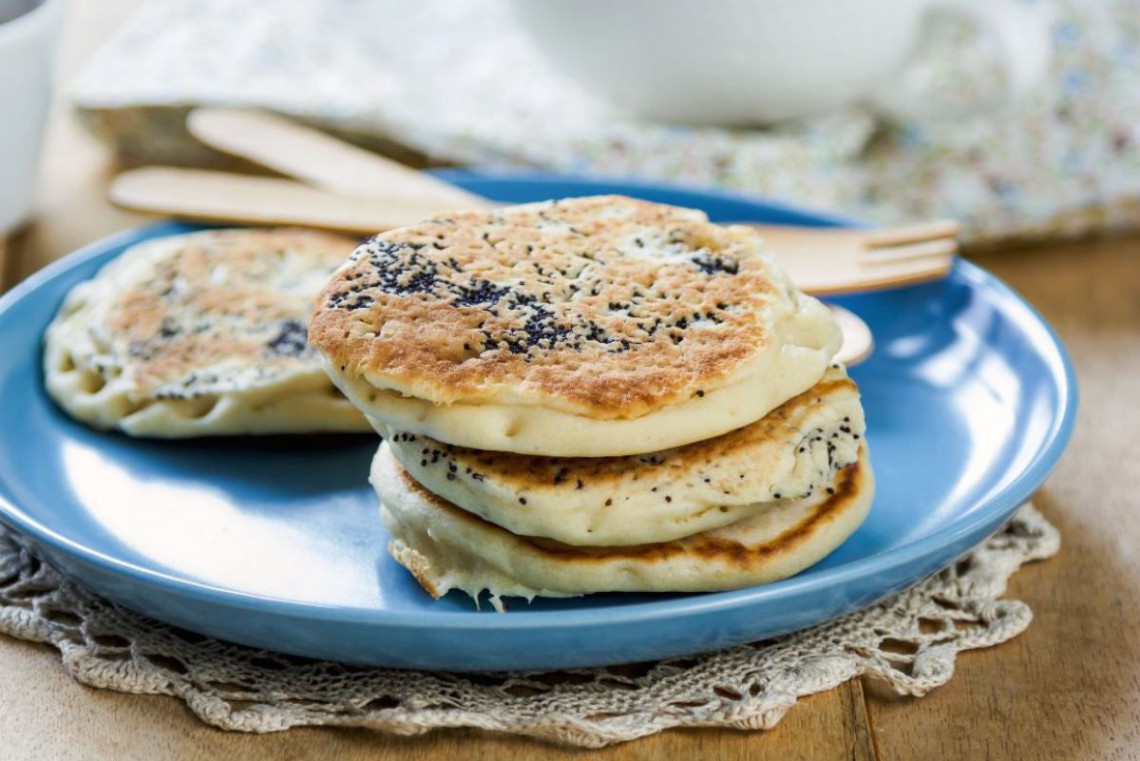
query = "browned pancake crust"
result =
(397, 456, 865, 568)
(310, 196, 787, 418)
(98, 228, 357, 398)
(398, 371, 857, 504)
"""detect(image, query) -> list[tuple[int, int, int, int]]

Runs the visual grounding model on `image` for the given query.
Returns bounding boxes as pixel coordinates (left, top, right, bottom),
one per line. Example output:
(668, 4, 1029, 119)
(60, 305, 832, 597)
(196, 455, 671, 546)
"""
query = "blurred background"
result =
(8, 0, 1140, 266)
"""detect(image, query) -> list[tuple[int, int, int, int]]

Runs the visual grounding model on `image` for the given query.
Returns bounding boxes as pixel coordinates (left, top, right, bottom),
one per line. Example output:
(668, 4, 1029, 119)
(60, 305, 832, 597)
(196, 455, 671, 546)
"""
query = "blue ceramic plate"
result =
(0, 174, 1075, 671)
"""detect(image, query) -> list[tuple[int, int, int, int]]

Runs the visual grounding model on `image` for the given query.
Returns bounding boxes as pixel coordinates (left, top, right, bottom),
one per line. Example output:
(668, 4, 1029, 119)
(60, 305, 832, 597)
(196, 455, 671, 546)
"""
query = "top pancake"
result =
(43, 228, 371, 437)
(312, 196, 840, 456)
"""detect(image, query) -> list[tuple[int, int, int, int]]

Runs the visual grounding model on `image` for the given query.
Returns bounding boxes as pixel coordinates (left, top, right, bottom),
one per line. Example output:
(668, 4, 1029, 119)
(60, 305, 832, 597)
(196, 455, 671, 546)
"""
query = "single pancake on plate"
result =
(310, 195, 841, 457)
(374, 441, 874, 610)
(382, 364, 865, 546)
(44, 228, 372, 437)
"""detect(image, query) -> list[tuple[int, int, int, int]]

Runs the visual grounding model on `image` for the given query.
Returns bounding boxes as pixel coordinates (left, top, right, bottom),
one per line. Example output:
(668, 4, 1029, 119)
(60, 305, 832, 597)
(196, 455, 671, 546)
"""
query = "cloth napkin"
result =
(74, 0, 1140, 245)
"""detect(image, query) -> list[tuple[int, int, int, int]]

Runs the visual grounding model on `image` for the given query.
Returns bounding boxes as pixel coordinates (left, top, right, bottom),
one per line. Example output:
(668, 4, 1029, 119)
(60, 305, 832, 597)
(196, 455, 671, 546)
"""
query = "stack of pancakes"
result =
(310, 196, 874, 609)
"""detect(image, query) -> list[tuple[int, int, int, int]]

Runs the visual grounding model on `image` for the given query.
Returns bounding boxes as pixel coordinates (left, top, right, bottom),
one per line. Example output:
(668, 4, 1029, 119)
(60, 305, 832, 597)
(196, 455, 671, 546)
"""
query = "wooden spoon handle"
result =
(110, 165, 877, 366)
(829, 305, 874, 366)
(110, 167, 465, 234)
(188, 107, 492, 207)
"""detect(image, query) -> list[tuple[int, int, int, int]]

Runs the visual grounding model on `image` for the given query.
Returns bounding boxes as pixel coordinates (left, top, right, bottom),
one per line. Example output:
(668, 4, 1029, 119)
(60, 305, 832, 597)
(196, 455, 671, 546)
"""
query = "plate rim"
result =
(0, 173, 1077, 634)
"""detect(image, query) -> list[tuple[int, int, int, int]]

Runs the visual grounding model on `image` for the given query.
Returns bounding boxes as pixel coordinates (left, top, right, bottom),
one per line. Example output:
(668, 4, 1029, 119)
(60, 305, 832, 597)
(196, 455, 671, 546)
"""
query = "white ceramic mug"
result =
(0, 0, 65, 234)
(508, 0, 1052, 125)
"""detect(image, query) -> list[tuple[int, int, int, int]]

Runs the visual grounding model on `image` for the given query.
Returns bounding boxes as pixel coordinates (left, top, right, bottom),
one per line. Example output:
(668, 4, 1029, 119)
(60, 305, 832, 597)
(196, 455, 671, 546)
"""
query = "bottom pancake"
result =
(373, 442, 874, 611)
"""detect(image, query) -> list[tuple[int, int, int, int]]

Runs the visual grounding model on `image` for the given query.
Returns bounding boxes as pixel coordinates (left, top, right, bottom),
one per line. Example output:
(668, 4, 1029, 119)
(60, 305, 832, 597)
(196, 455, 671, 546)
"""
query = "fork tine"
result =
(861, 256, 954, 283)
(798, 255, 954, 297)
(863, 237, 959, 265)
(863, 220, 961, 248)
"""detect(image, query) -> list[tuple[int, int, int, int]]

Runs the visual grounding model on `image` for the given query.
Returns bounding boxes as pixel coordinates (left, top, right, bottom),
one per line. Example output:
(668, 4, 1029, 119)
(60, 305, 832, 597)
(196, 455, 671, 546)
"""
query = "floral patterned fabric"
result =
(74, 0, 1140, 245)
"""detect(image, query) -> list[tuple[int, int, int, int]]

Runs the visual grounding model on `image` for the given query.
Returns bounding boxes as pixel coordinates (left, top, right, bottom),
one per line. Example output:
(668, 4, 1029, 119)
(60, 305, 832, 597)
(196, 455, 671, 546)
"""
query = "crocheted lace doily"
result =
(0, 503, 1057, 748)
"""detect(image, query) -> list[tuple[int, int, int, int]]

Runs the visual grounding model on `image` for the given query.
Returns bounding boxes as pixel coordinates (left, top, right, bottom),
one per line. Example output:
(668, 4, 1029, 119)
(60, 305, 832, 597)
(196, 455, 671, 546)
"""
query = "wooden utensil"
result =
(830, 305, 875, 366)
(111, 164, 957, 300)
(187, 108, 488, 207)
(110, 167, 454, 232)
(184, 107, 959, 297)
(744, 220, 959, 297)
(111, 107, 950, 367)
(110, 165, 877, 366)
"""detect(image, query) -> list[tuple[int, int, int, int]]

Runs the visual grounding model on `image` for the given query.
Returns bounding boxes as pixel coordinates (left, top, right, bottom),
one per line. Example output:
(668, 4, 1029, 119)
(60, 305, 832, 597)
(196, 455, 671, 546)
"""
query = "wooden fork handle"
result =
(189, 107, 960, 265)
(110, 167, 464, 235)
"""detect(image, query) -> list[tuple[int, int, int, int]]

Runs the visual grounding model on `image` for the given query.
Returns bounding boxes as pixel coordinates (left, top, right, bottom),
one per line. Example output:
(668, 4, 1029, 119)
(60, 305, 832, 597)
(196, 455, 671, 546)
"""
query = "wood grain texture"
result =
(865, 237, 1140, 761)
(0, 635, 868, 761)
(0, 235, 10, 292)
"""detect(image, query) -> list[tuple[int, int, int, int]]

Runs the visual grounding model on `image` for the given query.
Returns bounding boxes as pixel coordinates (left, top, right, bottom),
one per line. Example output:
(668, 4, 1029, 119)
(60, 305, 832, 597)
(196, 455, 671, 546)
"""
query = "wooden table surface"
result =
(2, 3, 1139, 759)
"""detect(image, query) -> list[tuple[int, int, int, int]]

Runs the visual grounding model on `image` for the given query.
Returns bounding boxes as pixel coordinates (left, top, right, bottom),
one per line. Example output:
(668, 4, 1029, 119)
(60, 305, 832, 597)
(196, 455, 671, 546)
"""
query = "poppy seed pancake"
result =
(43, 228, 371, 436)
(374, 442, 874, 609)
(311, 196, 840, 456)
(383, 365, 865, 546)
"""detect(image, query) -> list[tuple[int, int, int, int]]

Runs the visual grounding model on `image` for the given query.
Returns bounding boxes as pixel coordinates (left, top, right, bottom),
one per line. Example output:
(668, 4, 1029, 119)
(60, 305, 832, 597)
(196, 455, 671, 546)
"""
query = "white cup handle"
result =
(870, 0, 1053, 121)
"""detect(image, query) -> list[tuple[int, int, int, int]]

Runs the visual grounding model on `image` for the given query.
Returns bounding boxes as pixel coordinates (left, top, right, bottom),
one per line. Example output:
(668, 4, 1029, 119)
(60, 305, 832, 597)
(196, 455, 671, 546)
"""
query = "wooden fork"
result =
(119, 107, 959, 298)
(111, 162, 957, 300)
(110, 165, 879, 365)
(745, 220, 960, 297)
(107, 108, 958, 368)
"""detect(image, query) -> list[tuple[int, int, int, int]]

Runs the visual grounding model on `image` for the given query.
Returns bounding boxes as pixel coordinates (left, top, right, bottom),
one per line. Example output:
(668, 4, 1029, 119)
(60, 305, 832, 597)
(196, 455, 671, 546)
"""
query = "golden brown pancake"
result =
(312, 195, 840, 456)
(374, 442, 874, 610)
(383, 365, 865, 546)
